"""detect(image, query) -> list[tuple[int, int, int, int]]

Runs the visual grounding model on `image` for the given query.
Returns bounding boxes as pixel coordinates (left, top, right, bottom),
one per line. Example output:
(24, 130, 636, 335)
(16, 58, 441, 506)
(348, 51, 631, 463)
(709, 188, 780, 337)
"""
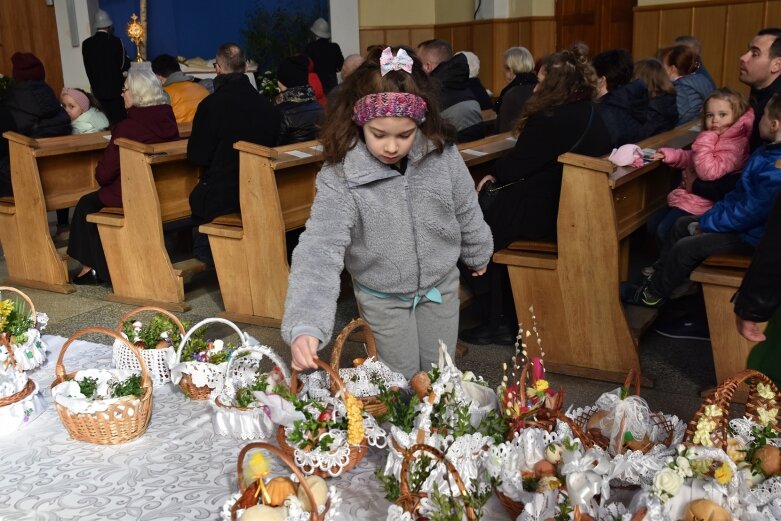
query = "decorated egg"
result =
(297, 475, 328, 512)
(240, 504, 286, 521)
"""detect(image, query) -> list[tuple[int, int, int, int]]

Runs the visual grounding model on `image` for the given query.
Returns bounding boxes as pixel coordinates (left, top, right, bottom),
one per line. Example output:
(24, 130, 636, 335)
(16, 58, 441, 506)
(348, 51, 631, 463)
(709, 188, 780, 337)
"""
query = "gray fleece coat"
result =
(281, 132, 493, 347)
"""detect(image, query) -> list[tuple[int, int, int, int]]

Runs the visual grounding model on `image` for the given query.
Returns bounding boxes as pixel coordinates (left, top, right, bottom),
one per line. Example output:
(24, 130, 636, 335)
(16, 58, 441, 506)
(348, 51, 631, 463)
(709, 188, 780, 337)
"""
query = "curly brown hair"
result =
(514, 46, 597, 133)
(319, 45, 455, 164)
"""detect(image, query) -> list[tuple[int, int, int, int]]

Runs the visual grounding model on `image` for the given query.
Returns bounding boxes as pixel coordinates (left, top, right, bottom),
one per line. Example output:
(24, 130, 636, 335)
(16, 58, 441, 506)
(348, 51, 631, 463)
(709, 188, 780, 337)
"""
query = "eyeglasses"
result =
(121, 87, 129, 94)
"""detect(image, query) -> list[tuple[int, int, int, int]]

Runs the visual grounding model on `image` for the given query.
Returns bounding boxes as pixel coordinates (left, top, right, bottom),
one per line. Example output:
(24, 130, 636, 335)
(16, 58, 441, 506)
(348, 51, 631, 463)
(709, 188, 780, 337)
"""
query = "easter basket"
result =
(112, 306, 185, 387)
(566, 369, 683, 456)
(499, 357, 564, 438)
(296, 319, 406, 418)
(222, 442, 342, 521)
(50, 327, 153, 444)
(210, 342, 292, 440)
(0, 286, 48, 372)
(170, 317, 241, 400)
(276, 358, 387, 478)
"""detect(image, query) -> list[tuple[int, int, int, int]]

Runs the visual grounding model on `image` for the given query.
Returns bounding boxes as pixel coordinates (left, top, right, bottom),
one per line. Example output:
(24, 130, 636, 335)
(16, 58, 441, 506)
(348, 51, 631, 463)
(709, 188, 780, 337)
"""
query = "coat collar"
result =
(342, 130, 437, 188)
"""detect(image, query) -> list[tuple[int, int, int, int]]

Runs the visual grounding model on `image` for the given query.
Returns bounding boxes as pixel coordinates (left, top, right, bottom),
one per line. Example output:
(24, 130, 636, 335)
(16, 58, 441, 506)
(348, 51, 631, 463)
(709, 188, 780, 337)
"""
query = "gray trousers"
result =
(353, 267, 460, 380)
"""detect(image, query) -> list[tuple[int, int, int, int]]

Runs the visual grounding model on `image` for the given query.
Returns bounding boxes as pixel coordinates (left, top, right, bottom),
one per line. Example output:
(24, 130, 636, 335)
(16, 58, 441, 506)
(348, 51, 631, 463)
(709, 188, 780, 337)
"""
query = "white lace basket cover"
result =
(0, 369, 44, 436)
(728, 417, 781, 519)
(112, 340, 175, 388)
(210, 338, 292, 440)
(169, 317, 239, 393)
(221, 483, 343, 521)
(295, 357, 407, 401)
(0, 287, 49, 372)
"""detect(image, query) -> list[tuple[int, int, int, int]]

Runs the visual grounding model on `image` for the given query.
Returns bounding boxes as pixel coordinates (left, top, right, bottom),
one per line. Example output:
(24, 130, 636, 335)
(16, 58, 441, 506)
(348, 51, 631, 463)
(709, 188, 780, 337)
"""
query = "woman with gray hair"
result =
(67, 62, 179, 285)
(494, 46, 537, 133)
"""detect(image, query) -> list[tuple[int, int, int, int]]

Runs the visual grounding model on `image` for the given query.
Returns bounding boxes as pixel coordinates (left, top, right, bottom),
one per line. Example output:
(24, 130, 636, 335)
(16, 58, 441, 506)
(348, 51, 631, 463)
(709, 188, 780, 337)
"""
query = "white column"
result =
(53, 0, 97, 91)
(330, 0, 360, 56)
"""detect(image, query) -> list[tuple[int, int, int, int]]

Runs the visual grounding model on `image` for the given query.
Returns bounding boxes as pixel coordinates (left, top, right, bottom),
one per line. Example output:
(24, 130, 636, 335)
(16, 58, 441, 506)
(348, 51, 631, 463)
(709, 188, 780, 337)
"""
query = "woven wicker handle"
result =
(116, 306, 186, 347)
(330, 318, 377, 369)
(225, 345, 292, 387)
(235, 442, 319, 521)
(397, 443, 476, 521)
(291, 358, 345, 395)
(175, 317, 247, 364)
(0, 286, 36, 320)
(623, 368, 641, 397)
(53, 326, 152, 389)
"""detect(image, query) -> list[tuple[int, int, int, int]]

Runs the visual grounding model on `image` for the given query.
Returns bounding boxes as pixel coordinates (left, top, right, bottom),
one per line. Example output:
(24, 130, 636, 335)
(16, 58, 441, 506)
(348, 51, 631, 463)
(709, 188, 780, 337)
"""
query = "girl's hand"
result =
(472, 265, 488, 277)
(291, 335, 319, 371)
(736, 316, 766, 342)
(476, 175, 496, 192)
(652, 151, 665, 161)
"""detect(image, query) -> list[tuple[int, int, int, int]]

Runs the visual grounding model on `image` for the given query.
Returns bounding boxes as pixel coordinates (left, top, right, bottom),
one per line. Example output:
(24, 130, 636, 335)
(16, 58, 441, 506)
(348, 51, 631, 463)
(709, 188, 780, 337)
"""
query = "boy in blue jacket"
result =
(623, 93, 781, 308)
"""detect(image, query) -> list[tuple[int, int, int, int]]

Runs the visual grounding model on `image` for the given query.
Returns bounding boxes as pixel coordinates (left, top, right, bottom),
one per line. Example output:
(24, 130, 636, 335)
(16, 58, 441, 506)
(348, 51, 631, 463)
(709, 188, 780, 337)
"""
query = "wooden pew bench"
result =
(0, 124, 192, 294)
(492, 123, 698, 384)
(201, 132, 517, 327)
(86, 137, 203, 311)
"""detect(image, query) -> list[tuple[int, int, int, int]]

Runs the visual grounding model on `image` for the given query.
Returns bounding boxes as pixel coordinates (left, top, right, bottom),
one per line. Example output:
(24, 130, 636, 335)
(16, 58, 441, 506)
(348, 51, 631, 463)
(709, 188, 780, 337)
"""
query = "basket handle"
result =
(685, 369, 780, 448)
(623, 368, 641, 397)
(175, 317, 249, 364)
(53, 326, 151, 390)
(329, 318, 377, 395)
(0, 286, 36, 321)
(225, 346, 291, 387)
(116, 306, 186, 342)
(555, 413, 595, 450)
(235, 442, 319, 521)
(290, 358, 345, 396)
(397, 443, 476, 521)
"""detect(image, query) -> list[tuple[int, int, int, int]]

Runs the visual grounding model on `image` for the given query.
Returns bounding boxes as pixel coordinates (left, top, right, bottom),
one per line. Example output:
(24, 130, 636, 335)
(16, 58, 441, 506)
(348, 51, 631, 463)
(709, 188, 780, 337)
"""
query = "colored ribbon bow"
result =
(380, 47, 413, 76)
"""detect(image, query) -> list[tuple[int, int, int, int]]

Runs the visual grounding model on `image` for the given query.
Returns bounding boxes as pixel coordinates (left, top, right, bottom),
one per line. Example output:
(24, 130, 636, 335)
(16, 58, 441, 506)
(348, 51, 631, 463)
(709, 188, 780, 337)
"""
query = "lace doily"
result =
(50, 368, 140, 414)
(0, 378, 44, 436)
(0, 366, 28, 397)
(296, 357, 407, 400)
(0, 329, 47, 372)
(112, 340, 175, 387)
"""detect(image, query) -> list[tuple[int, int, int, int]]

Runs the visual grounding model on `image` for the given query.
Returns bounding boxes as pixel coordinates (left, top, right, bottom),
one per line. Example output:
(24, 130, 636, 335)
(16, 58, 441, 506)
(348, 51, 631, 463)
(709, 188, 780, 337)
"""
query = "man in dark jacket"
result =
(304, 18, 344, 94)
(739, 27, 781, 150)
(275, 55, 323, 145)
(82, 9, 130, 125)
(187, 43, 281, 265)
(1, 52, 70, 197)
(417, 39, 485, 142)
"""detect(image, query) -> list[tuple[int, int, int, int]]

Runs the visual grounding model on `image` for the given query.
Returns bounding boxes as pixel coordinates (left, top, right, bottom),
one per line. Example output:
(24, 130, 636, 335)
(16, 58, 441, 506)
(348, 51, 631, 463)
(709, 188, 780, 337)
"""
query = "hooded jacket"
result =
(640, 93, 678, 138)
(4, 80, 71, 138)
(162, 71, 209, 123)
(699, 141, 781, 247)
(431, 54, 485, 142)
(71, 107, 109, 134)
(95, 104, 179, 207)
(660, 108, 754, 216)
(674, 73, 716, 125)
(596, 79, 649, 147)
(282, 132, 493, 347)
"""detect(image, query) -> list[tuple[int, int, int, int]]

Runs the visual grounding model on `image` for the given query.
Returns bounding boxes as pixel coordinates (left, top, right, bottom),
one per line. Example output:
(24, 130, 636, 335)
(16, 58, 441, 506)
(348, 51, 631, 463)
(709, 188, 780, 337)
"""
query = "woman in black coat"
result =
(494, 47, 538, 133)
(633, 58, 678, 138)
(460, 47, 613, 345)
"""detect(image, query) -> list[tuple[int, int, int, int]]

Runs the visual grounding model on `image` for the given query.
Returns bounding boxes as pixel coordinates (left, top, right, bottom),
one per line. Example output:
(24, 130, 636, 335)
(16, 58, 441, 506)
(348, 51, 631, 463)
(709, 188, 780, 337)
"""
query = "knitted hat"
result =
(277, 55, 309, 88)
(61, 88, 91, 113)
(94, 9, 113, 29)
(11, 52, 45, 82)
(310, 17, 330, 39)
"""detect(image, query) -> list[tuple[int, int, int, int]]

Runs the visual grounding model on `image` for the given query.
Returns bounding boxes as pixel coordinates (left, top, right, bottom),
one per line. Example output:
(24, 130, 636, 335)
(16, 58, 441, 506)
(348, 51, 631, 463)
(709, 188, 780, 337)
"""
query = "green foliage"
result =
(111, 374, 142, 398)
(76, 376, 99, 398)
(122, 314, 185, 349)
(375, 464, 401, 502)
(6, 306, 33, 344)
(378, 384, 420, 432)
(258, 70, 280, 102)
(242, 6, 315, 73)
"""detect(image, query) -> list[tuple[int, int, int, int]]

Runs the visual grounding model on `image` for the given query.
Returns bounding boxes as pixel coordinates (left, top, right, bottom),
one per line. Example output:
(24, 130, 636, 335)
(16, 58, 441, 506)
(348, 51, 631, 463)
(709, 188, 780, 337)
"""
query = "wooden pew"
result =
(689, 158, 781, 384)
(201, 132, 517, 327)
(492, 123, 698, 384)
(86, 137, 203, 311)
(0, 124, 192, 294)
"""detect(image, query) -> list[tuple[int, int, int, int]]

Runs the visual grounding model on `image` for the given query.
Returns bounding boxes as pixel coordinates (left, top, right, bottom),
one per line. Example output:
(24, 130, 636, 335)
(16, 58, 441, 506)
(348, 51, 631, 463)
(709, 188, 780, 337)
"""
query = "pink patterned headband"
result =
(61, 88, 90, 113)
(352, 92, 428, 126)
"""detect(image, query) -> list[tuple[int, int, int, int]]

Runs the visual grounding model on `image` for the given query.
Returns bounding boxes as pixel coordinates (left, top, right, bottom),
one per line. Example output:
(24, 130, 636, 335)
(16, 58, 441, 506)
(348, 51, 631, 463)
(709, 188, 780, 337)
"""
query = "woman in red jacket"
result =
(67, 63, 179, 285)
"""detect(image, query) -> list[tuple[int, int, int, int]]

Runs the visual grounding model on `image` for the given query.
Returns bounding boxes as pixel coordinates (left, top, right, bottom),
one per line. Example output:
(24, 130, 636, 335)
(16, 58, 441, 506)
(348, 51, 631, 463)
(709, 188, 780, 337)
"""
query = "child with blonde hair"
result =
(60, 88, 109, 134)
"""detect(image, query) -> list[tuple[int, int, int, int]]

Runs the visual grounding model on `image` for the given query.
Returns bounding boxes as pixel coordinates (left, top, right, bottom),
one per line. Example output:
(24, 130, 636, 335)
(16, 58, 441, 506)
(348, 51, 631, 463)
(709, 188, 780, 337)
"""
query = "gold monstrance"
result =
(127, 14, 144, 62)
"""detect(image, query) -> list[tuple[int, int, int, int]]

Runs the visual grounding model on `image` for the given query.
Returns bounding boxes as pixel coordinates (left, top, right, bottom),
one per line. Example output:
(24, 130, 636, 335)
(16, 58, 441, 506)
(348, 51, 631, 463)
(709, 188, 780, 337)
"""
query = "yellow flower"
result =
(0, 299, 13, 332)
(534, 379, 549, 393)
(714, 462, 732, 485)
(692, 429, 714, 447)
(703, 405, 723, 418)
(247, 452, 270, 480)
(696, 417, 716, 433)
(757, 407, 779, 427)
(757, 383, 776, 401)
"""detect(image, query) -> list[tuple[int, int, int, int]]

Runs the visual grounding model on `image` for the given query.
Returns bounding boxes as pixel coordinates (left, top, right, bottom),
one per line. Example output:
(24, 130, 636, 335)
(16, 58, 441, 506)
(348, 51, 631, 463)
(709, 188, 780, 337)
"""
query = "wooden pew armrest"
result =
(200, 213, 243, 239)
(701, 254, 751, 270)
(493, 249, 558, 270)
(87, 207, 125, 227)
(0, 197, 15, 215)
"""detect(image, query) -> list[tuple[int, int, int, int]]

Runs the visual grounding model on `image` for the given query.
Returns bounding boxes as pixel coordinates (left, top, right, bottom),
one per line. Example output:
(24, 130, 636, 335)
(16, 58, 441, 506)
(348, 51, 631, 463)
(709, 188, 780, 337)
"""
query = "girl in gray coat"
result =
(282, 46, 493, 379)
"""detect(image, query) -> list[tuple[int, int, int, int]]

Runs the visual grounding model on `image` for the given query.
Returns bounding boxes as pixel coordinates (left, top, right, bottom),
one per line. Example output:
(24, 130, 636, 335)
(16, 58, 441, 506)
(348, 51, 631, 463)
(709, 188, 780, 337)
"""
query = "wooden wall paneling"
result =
(691, 5, 728, 87)
(603, 0, 635, 52)
(518, 20, 532, 49)
(633, 10, 660, 60)
(767, 1, 781, 25)
(359, 29, 386, 52)
(723, 2, 766, 94)
(658, 8, 692, 49)
(491, 20, 515, 96)
(434, 26, 453, 44)
(410, 28, 435, 48)
(531, 20, 556, 58)
(450, 25, 472, 54)
(385, 28, 412, 47)
(471, 22, 496, 95)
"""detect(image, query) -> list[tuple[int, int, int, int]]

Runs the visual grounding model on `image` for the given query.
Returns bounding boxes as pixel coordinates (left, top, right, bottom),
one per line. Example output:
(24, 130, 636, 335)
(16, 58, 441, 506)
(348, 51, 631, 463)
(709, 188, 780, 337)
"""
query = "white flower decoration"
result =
(757, 382, 776, 401)
(703, 404, 723, 418)
(675, 456, 693, 478)
(653, 467, 683, 500)
(757, 406, 779, 427)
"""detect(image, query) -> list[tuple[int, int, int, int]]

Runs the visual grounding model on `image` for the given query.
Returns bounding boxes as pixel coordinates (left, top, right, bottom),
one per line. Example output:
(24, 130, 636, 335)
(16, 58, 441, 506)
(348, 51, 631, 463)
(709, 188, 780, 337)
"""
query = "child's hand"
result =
(652, 151, 665, 161)
(291, 335, 319, 371)
(472, 265, 487, 277)
(736, 316, 766, 342)
(476, 175, 496, 192)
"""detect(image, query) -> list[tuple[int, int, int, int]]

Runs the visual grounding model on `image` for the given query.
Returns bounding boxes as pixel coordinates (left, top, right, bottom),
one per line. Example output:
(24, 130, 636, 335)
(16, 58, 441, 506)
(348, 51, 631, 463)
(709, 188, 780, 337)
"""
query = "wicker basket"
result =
(500, 359, 564, 437)
(172, 317, 246, 400)
(228, 442, 331, 521)
(0, 286, 47, 372)
(211, 344, 292, 440)
(112, 306, 185, 387)
(50, 327, 153, 444)
(396, 443, 476, 521)
(277, 358, 368, 478)
(685, 369, 781, 449)
(567, 369, 676, 454)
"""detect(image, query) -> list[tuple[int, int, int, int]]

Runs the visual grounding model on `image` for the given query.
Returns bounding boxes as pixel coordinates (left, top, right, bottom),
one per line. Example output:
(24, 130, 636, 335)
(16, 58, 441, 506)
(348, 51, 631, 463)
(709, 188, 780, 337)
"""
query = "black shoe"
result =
(620, 282, 666, 308)
(72, 269, 100, 285)
(654, 316, 710, 341)
(459, 322, 517, 346)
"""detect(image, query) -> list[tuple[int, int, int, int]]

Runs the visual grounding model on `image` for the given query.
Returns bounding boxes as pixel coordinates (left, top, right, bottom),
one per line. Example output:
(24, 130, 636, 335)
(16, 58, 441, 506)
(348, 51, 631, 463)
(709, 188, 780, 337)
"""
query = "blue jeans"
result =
(649, 216, 753, 298)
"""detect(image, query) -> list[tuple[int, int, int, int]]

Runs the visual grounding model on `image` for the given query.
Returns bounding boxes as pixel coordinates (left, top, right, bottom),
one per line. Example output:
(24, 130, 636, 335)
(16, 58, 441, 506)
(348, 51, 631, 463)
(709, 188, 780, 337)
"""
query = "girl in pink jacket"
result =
(650, 88, 754, 245)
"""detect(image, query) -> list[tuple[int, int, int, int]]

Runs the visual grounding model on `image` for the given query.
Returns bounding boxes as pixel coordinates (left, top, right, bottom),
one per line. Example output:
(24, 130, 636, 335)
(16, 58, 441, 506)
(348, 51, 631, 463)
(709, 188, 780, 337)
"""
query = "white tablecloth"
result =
(0, 336, 507, 521)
